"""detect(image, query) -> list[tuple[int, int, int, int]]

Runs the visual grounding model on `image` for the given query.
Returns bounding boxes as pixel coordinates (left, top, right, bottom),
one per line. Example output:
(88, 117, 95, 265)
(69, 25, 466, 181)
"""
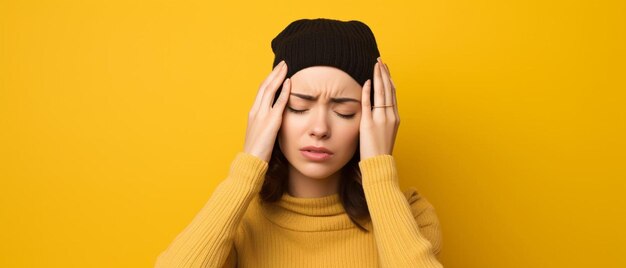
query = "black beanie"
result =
(271, 18, 381, 87)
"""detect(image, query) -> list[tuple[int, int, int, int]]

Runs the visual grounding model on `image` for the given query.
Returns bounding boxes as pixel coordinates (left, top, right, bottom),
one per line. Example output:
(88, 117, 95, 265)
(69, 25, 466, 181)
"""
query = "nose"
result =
(308, 109, 330, 139)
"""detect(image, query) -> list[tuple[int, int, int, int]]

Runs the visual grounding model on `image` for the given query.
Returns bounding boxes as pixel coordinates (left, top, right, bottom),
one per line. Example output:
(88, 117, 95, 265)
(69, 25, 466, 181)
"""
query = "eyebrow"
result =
(290, 92, 360, 104)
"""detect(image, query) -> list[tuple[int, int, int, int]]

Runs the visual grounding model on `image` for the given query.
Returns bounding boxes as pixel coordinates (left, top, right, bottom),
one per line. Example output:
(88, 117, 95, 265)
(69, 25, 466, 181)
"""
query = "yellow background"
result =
(1, 0, 624, 267)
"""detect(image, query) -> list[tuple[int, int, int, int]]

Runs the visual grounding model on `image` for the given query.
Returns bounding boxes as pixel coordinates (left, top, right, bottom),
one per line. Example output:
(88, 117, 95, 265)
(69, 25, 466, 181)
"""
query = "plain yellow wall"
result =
(1, 0, 624, 267)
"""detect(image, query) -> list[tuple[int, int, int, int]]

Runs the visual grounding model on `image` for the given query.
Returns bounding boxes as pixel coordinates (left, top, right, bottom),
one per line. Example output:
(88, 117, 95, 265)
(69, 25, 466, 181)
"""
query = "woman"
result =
(156, 18, 443, 268)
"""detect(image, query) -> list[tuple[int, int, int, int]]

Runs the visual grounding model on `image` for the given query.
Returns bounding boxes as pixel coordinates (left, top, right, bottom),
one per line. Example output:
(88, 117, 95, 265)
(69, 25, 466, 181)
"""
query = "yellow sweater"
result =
(155, 152, 443, 268)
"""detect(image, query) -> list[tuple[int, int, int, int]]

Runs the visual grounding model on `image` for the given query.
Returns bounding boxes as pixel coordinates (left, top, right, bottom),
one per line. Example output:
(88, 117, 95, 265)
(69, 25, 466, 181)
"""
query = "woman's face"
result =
(278, 66, 362, 181)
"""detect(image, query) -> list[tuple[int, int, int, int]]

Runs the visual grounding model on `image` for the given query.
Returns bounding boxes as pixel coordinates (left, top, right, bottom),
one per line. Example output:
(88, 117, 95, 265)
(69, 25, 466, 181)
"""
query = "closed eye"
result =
(287, 107, 355, 119)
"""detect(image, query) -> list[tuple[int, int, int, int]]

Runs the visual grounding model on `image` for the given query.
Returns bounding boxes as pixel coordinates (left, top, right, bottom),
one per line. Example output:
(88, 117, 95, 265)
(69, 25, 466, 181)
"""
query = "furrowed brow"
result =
(290, 92, 360, 104)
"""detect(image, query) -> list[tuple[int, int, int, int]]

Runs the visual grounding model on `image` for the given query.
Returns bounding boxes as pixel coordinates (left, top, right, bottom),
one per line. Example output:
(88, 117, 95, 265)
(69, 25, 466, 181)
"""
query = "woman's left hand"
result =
(359, 57, 400, 160)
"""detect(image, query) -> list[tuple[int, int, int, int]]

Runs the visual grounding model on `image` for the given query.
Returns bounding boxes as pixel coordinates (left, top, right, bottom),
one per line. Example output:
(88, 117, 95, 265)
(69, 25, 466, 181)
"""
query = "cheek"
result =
(278, 117, 301, 144)
(347, 127, 361, 146)
(334, 124, 360, 147)
(281, 114, 309, 131)
(343, 119, 361, 136)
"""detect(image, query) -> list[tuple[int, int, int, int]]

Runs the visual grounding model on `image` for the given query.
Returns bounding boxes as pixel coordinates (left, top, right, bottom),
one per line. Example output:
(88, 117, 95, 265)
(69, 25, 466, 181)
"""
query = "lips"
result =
(300, 149, 333, 161)
(300, 146, 334, 161)
(300, 146, 333, 154)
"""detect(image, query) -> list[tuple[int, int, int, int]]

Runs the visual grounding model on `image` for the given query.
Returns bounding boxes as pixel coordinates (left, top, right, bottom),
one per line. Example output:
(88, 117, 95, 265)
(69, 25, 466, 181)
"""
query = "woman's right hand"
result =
(243, 60, 291, 163)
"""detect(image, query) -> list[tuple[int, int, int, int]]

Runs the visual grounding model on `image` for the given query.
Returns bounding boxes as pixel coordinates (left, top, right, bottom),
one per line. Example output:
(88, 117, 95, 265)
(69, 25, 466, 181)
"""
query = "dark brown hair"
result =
(259, 136, 372, 232)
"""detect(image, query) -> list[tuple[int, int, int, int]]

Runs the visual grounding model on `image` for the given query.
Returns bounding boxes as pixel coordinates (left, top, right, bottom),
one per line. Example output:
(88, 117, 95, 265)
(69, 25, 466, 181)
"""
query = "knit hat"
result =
(271, 18, 381, 88)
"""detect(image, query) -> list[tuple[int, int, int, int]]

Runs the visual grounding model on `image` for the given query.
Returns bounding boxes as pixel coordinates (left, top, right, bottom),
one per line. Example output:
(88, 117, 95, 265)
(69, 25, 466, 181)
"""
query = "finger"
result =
(373, 60, 385, 120)
(260, 61, 286, 92)
(379, 61, 394, 118)
(361, 79, 372, 119)
(261, 62, 288, 111)
(383, 63, 399, 120)
(252, 61, 285, 114)
(272, 78, 291, 116)
(382, 63, 394, 90)
(385, 64, 396, 89)
(379, 61, 392, 102)
(373, 61, 385, 107)
(253, 61, 285, 112)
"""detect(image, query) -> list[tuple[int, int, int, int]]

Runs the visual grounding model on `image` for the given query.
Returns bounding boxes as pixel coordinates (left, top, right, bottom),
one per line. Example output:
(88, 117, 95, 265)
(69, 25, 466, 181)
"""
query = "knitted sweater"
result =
(155, 152, 443, 268)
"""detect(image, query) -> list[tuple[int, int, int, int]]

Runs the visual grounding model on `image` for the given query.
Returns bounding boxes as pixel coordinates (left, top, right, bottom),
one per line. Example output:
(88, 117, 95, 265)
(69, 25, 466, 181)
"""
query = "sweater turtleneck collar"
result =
(256, 192, 371, 232)
(279, 192, 344, 216)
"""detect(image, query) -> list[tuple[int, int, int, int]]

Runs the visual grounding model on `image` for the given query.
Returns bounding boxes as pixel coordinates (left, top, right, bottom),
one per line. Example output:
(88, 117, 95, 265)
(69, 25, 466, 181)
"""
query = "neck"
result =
(287, 168, 341, 198)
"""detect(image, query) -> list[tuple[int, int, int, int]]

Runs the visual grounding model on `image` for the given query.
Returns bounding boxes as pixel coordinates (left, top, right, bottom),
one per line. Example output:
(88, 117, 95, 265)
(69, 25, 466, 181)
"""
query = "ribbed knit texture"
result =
(271, 18, 381, 87)
(155, 152, 443, 268)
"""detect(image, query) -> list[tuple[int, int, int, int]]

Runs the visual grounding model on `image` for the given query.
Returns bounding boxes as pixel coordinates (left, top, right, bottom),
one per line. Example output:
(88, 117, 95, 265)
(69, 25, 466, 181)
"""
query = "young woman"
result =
(156, 18, 443, 268)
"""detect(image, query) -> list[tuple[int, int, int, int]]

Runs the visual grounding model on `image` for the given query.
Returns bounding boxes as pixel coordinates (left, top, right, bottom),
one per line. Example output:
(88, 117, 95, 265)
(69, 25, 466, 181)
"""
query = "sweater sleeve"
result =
(155, 152, 268, 268)
(359, 154, 443, 268)
(404, 186, 443, 257)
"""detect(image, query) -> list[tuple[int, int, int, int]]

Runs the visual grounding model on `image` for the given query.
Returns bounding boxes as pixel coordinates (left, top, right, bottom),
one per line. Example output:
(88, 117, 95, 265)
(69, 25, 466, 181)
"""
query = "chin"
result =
(293, 161, 341, 180)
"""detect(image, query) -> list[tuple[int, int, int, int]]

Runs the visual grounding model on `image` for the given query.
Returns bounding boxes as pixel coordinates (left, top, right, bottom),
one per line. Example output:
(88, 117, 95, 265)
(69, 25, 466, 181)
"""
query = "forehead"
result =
(289, 66, 361, 97)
